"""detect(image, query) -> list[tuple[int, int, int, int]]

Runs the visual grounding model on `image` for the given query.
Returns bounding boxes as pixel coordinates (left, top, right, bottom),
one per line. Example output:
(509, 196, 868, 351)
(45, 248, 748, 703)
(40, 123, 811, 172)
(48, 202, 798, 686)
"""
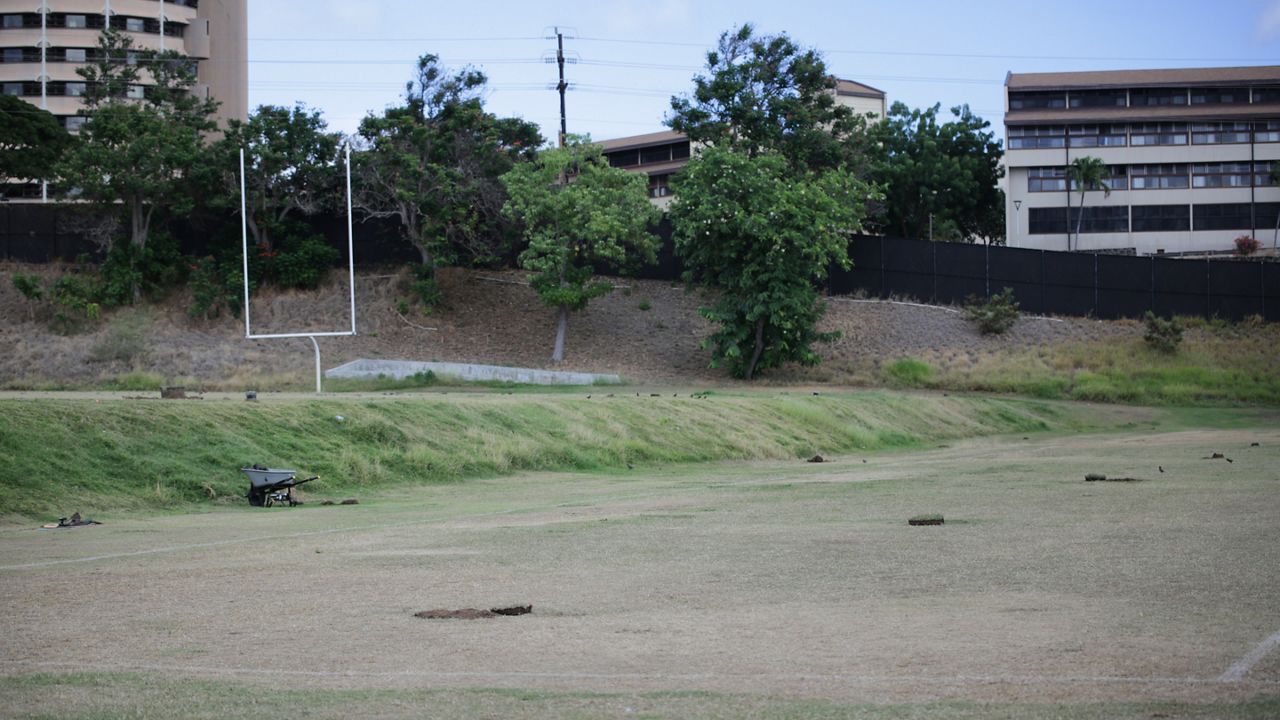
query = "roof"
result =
(1007, 66, 1280, 91)
(835, 78, 886, 98)
(596, 130, 687, 152)
(1005, 101, 1280, 126)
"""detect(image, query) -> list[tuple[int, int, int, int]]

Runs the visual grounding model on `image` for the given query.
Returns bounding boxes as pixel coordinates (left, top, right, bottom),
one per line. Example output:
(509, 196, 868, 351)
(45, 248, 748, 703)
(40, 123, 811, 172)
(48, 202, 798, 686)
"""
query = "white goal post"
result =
(240, 145, 358, 393)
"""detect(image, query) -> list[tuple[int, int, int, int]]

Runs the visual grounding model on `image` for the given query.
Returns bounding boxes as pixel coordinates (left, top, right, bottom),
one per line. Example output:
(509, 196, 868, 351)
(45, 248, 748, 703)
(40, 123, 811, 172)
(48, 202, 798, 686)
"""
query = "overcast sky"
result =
(246, 0, 1280, 145)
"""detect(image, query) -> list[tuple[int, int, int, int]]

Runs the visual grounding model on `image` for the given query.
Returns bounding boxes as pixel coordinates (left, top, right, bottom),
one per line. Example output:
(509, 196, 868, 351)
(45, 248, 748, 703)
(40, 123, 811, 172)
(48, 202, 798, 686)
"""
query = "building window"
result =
(1193, 203, 1254, 231)
(640, 145, 672, 165)
(648, 174, 671, 198)
(1130, 164, 1189, 190)
(1132, 205, 1190, 232)
(1028, 207, 1068, 235)
(2, 14, 25, 28)
(1068, 90, 1127, 108)
(1007, 125, 1065, 149)
(1192, 163, 1253, 188)
(64, 115, 86, 132)
(1130, 123, 1188, 146)
(65, 48, 87, 63)
(1191, 87, 1248, 105)
(65, 82, 87, 97)
(2, 82, 22, 96)
(65, 14, 87, 29)
(1067, 124, 1126, 147)
(1256, 161, 1277, 186)
(1069, 206, 1129, 234)
(1028, 167, 1067, 192)
(1072, 166, 1128, 192)
(672, 141, 691, 160)
(126, 85, 145, 99)
(1254, 87, 1280, 104)
(126, 17, 146, 32)
(1255, 120, 1280, 143)
(1009, 91, 1066, 111)
(2, 48, 22, 63)
(1192, 122, 1251, 144)
(1130, 88, 1188, 106)
(606, 150, 639, 168)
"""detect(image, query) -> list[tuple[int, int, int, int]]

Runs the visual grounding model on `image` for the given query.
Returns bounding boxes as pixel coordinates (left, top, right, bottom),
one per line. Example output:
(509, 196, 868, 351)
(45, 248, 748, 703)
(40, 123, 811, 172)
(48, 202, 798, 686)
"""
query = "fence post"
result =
(1040, 250, 1046, 315)
(985, 242, 990, 298)
(879, 235, 885, 299)
(1205, 257, 1211, 321)
(1093, 253, 1099, 318)
(931, 242, 937, 303)
(1150, 255, 1156, 316)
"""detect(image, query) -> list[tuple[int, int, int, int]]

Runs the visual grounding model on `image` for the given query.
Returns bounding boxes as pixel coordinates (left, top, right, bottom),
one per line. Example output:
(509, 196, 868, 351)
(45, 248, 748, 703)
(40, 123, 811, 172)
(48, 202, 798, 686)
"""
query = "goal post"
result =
(240, 144, 358, 393)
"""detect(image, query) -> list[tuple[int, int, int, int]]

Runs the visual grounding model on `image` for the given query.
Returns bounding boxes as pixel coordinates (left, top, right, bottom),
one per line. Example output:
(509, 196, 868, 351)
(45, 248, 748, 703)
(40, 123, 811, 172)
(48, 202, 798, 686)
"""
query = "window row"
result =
(2, 47, 128, 63)
(1027, 203, 1280, 234)
(3, 81, 149, 99)
(606, 141, 692, 169)
(1, 14, 185, 37)
(1008, 121, 1280, 149)
(1010, 86, 1280, 111)
(1026, 162, 1278, 192)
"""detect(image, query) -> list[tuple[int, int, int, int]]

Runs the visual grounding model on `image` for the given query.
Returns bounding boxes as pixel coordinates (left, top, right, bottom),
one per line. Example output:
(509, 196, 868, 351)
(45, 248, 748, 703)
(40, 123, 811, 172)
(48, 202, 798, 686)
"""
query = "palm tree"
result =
(1065, 156, 1111, 252)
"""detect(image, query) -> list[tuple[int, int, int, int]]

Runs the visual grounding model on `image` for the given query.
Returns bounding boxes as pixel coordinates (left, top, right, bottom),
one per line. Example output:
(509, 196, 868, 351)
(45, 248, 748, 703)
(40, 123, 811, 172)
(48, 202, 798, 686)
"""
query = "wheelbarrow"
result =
(241, 466, 317, 507)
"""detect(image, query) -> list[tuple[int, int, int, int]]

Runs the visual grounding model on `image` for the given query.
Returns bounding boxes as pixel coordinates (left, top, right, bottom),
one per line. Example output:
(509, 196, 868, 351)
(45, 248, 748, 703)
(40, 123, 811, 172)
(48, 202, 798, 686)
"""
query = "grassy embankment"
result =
(0, 390, 1093, 521)
(876, 318, 1280, 405)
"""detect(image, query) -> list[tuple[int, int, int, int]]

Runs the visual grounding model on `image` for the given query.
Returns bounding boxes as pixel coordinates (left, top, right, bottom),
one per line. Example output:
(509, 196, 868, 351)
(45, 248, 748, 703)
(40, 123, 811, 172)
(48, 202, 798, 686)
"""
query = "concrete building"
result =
(1004, 66, 1280, 255)
(598, 79, 886, 208)
(1, 0, 247, 196)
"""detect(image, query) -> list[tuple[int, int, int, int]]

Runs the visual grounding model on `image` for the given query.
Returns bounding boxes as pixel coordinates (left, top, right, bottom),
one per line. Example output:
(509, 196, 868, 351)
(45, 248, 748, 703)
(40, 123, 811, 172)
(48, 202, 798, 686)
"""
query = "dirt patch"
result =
(415, 605, 532, 620)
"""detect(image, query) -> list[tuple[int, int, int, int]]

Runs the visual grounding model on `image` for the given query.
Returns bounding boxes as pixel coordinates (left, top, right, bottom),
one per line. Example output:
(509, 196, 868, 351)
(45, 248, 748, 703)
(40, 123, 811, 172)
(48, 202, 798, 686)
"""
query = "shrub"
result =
(11, 273, 42, 302)
(1234, 235, 1261, 256)
(638, 299, 652, 311)
(1143, 311, 1183, 354)
(410, 264, 442, 310)
(272, 234, 339, 290)
(964, 287, 1020, 335)
(886, 358, 932, 386)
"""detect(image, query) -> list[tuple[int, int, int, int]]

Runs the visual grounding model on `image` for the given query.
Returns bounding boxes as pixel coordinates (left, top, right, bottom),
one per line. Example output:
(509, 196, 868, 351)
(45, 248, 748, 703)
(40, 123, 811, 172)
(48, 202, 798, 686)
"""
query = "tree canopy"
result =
(670, 146, 876, 380)
(501, 136, 660, 363)
(0, 94, 72, 188)
(866, 102, 1005, 243)
(354, 54, 541, 272)
(667, 23, 865, 174)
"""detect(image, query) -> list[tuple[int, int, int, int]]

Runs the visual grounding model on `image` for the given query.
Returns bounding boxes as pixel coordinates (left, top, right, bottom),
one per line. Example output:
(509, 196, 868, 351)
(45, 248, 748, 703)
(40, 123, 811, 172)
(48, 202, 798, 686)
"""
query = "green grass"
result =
(0, 390, 1089, 521)
(879, 325, 1280, 406)
(1, 673, 1276, 719)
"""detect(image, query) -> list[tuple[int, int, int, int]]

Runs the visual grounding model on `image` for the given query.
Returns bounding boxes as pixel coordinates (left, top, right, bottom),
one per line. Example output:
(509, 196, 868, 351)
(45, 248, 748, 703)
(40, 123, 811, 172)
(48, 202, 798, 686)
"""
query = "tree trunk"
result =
(130, 197, 147, 250)
(1073, 192, 1087, 253)
(551, 304, 569, 363)
(744, 316, 766, 381)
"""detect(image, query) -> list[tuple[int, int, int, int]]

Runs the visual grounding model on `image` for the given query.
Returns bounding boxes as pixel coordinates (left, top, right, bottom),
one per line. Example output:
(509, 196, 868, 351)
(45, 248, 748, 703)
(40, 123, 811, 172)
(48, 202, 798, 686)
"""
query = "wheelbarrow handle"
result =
(295, 475, 319, 486)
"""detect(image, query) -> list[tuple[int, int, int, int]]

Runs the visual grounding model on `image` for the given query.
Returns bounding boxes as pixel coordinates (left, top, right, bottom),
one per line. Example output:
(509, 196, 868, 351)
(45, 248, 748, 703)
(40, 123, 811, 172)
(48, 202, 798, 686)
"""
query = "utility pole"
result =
(555, 27, 567, 148)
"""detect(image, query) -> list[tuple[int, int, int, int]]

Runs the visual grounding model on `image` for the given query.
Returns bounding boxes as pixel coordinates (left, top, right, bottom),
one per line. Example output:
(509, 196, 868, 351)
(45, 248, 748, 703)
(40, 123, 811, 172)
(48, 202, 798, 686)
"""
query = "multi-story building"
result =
(1004, 66, 1280, 255)
(599, 79, 886, 208)
(1, 0, 247, 198)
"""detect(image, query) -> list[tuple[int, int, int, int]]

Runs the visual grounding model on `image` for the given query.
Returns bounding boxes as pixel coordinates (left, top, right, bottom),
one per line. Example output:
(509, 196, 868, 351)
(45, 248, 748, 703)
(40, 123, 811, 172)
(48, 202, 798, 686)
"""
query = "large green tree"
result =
(354, 54, 541, 274)
(501, 137, 660, 363)
(1065, 156, 1110, 251)
(667, 23, 866, 173)
(0, 94, 72, 189)
(670, 147, 876, 380)
(56, 29, 218, 252)
(867, 102, 1005, 243)
(211, 103, 342, 251)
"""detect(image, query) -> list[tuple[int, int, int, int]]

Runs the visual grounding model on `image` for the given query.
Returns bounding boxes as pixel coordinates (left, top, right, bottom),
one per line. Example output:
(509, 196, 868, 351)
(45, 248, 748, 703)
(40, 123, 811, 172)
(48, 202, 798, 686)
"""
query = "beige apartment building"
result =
(1004, 66, 1280, 255)
(1, 0, 247, 197)
(599, 79, 886, 208)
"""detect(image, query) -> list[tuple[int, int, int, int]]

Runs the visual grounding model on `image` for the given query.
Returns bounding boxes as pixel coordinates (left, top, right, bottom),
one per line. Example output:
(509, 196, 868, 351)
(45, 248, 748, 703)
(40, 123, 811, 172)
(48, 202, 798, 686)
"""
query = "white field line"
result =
(1220, 629, 1280, 682)
(3, 659, 1278, 687)
(0, 486, 703, 572)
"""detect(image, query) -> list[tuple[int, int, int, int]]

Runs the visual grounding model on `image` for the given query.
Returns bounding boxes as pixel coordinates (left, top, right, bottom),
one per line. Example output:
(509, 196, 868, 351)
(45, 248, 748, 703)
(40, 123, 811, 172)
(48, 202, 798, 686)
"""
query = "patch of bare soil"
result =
(0, 262, 1148, 386)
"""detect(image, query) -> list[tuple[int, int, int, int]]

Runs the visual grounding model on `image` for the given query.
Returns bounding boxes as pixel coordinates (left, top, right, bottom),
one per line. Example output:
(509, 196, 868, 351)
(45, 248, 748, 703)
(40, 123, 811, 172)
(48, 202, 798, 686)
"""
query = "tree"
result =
(56, 29, 218, 252)
(354, 54, 541, 275)
(0, 94, 72, 188)
(670, 146, 876, 380)
(667, 23, 864, 173)
(211, 103, 342, 251)
(1065, 156, 1110, 251)
(867, 102, 1005, 243)
(500, 137, 660, 363)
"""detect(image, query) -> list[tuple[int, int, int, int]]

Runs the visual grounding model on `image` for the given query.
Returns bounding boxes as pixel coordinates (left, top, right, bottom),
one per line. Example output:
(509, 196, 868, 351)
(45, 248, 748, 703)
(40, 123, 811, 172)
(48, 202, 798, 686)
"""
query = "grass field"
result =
(1, 400, 1278, 718)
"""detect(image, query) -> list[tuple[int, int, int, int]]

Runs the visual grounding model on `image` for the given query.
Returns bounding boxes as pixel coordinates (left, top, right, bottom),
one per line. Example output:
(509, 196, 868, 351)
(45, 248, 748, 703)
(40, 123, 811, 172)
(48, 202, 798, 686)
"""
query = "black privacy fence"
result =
(2, 206, 1275, 322)
(829, 236, 1278, 323)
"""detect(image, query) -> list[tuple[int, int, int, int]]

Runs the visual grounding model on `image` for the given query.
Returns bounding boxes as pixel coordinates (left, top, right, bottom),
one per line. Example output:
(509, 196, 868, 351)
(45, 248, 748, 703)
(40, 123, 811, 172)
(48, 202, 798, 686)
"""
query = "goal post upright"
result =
(240, 144, 359, 394)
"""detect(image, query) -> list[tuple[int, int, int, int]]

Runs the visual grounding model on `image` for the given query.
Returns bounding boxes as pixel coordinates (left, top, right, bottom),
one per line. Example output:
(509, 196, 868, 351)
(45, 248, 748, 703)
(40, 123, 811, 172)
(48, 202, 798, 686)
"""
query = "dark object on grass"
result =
(245, 391, 257, 401)
(908, 514, 944, 526)
(1250, 442, 1260, 447)
(808, 454, 825, 463)
(1203, 453, 1233, 463)
(320, 500, 335, 506)
(242, 466, 318, 507)
(1159, 466, 1164, 473)
(42, 512, 101, 529)
(415, 605, 532, 620)
(1085, 473, 1107, 482)
(1086, 474, 1143, 482)
(161, 386, 186, 399)
(340, 498, 359, 505)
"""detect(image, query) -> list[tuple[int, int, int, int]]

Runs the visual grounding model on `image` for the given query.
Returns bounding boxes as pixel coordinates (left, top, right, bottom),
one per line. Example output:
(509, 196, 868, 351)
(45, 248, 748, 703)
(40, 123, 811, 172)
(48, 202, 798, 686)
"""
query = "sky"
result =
(246, 0, 1280, 145)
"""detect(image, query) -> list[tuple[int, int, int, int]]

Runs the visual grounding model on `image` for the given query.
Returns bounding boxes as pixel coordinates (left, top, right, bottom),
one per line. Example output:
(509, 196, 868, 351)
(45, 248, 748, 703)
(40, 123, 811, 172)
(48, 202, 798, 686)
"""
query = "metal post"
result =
(309, 336, 322, 394)
(240, 148, 251, 337)
(345, 144, 356, 335)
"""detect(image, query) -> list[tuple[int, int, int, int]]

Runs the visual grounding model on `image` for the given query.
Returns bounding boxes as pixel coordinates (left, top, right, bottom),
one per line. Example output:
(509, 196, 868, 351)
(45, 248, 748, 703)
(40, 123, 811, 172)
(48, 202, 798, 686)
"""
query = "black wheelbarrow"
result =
(242, 466, 317, 507)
